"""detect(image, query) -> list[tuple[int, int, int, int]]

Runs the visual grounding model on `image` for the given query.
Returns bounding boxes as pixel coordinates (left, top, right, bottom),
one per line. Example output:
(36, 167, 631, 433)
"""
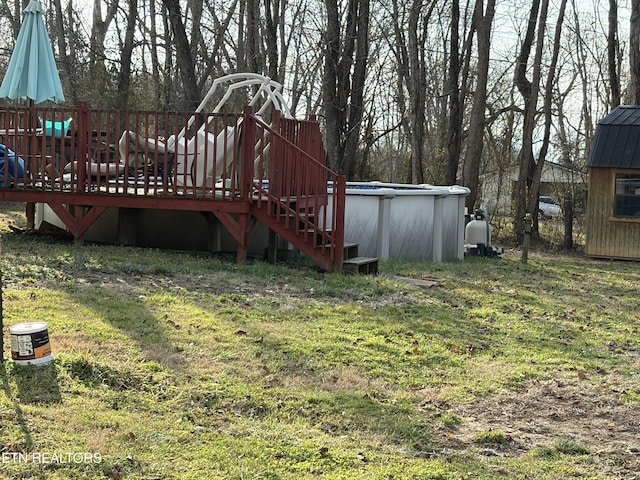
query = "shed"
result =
(586, 105, 640, 259)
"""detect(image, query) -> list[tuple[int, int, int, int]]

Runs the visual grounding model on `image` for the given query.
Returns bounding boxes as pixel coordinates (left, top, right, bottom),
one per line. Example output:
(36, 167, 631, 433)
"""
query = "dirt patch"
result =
(451, 377, 640, 477)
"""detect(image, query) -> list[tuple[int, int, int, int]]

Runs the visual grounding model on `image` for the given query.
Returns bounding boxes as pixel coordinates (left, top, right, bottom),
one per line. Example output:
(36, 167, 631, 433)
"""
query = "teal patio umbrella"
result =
(0, 0, 64, 104)
(0, 0, 64, 362)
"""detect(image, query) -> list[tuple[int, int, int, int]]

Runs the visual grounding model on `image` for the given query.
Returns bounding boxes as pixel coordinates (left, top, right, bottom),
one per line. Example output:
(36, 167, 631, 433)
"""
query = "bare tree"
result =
(387, 0, 441, 184)
(115, 0, 137, 111)
(462, 0, 496, 211)
(263, 0, 280, 80)
(163, 0, 200, 110)
(445, 0, 461, 185)
(89, 0, 117, 106)
(0, 0, 21, 38)
(49, 0, 73, 103)
(570, 0, 595, 143)
(246, 0, 264, 74)
(528, 0, 568, 227)
(513, 0, 543, 242)
(631, 0, 640, 103)
(608, 0, 621, 107)
(323, 0, 370, 178)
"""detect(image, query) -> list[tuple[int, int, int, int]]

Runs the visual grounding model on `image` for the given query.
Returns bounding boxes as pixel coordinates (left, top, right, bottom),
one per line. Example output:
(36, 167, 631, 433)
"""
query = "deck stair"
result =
(255, 200, 378, 274)
(342, 241, 378, 275)
(245, 110, 381, 274)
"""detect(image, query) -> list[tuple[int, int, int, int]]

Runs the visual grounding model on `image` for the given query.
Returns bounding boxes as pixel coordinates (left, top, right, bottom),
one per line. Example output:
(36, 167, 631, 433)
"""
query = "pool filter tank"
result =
(465, 209, 501, 257)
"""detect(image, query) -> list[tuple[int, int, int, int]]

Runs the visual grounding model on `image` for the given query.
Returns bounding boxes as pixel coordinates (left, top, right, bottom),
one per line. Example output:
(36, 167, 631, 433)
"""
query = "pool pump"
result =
(464, 209, 502, 257)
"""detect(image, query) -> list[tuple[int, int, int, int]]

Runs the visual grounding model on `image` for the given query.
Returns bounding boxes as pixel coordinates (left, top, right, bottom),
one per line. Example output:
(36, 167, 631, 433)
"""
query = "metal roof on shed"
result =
(588, 106, 640, 168)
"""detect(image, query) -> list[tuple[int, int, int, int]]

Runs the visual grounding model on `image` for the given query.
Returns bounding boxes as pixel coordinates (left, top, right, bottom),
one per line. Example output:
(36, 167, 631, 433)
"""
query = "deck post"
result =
(236, 213, 251, 264)
(76, 102, 89, 192)
(203, 212, 222, 253)
(240, 107, 255, 201)
(266, 228, 277, 264)
(71, 205, 84, 245)
(118, 208, 137, 246)
(25, 202, 35, 229)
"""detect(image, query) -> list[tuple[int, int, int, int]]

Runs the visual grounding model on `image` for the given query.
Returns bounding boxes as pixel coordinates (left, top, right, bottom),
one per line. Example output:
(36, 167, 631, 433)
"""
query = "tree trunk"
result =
(115, 0, 137, 111)
(462, 0, 495, 211)
(631, 0, 640, 103)
(571, 2, 594, 143)
(406, 0, 426, 184)
(246, 0, 264, 74)
(529, 0, 568, 227)
(445, 0, 461, 185)
(608, 0, 620, 107)
(263, 0, 280, 80)
(148, 0, 162, 110)
(563, 192, 574, 249)
(389, 0, 436, 184)
(51, 0, 73, 102)
(163, 0, 200, 110)
(323, 0, 343, 173)
(89, 0, 117, 106)
(323, 0, 370, 178)
(513, 0, 542, 243)
(342, 0, 370, 178)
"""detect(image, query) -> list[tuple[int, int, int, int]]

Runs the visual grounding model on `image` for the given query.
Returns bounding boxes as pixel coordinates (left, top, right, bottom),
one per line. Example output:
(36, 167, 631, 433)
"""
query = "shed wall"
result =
(586, 168, 640, 259)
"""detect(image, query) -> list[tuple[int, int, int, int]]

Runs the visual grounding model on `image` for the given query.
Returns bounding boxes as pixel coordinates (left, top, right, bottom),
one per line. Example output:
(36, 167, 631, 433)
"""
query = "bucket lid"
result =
(9, 322, 48, 334)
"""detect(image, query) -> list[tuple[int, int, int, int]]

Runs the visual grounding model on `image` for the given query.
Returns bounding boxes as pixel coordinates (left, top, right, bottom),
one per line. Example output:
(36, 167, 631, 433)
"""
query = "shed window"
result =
(614, 173, 640, 217)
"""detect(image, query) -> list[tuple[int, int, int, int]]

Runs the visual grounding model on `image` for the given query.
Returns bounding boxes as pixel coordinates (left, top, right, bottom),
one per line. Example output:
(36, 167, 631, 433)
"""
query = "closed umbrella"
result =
(0, 0, 64, 104)
(0, 0, 64, 362)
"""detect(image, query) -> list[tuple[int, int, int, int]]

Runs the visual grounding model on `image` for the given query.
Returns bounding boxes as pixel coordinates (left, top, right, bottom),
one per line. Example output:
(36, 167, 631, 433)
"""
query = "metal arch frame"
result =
(168, 73, 292, 150)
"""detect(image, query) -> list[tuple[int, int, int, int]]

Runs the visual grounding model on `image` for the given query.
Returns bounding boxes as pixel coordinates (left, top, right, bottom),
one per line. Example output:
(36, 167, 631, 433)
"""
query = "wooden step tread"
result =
(342, 256, 378, 275)
(343, 256, 378, 265)
(343, 241, 359, 260)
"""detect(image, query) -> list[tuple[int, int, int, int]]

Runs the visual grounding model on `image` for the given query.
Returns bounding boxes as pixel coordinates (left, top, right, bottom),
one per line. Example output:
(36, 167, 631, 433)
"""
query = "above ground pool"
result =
(327, 182, 470, 261)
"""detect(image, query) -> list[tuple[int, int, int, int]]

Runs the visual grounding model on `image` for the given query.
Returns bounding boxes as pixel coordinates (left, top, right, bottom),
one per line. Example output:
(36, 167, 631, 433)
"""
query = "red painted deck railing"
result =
(0, 103, 244, 199)
(0, 103, 346, 271)
(248, 110, 346, 272)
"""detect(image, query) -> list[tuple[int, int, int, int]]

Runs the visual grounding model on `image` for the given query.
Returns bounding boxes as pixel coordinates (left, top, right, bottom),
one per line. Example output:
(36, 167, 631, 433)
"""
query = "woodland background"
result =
(0, 0, 634, 244)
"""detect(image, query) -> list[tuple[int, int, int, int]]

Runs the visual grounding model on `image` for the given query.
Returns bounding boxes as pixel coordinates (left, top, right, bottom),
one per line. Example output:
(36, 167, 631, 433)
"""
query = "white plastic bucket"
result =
(10, 322, 53, 366)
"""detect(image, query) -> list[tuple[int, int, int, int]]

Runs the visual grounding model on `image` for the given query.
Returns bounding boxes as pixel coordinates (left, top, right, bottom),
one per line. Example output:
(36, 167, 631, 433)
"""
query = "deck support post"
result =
(74, 233, 85, 245)
(266, 228, 277, 264)
(201, 212, 222, 253)
(25, 202, 35, 229)
(46, 203, 108, 246)
(118, 208, 137, 246)
(213, 211, 255, 264)
(235, 213, 251, 264)
(73, 205, 83, 245)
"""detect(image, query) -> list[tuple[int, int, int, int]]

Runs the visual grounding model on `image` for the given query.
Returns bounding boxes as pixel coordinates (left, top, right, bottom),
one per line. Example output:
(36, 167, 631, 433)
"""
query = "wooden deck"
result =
(0, 103, 346, 272)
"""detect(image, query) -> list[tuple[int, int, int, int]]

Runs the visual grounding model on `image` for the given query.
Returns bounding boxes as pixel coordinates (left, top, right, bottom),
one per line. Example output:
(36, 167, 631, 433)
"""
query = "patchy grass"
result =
(472, 430, 512, 445)
(0, 202, 638, 479)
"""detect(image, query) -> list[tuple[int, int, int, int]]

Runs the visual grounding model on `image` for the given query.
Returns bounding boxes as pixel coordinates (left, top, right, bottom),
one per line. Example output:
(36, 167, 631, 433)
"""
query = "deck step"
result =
(343, 241, 359, 259)
(342, 256, 379, 275)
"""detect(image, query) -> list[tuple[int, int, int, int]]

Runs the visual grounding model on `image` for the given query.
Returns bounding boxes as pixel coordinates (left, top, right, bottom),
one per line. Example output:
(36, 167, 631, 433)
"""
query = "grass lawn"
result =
(0, 202, 638, 479)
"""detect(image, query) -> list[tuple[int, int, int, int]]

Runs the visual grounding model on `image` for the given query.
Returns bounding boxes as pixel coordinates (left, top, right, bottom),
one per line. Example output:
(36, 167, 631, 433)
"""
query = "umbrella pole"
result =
(26, 102, 34, 229)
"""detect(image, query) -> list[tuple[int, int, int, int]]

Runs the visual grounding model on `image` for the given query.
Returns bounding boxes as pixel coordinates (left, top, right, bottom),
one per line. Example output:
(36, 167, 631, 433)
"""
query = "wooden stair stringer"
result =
(251, 201, 342, 272)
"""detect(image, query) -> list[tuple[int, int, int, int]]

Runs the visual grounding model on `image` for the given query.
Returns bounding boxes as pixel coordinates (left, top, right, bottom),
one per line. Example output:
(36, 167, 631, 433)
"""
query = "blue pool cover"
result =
(0, 144, 25, 186)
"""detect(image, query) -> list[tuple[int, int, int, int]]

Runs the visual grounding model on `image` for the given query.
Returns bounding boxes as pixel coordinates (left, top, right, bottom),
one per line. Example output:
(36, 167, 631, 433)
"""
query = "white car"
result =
(538, 196, 562, 219)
